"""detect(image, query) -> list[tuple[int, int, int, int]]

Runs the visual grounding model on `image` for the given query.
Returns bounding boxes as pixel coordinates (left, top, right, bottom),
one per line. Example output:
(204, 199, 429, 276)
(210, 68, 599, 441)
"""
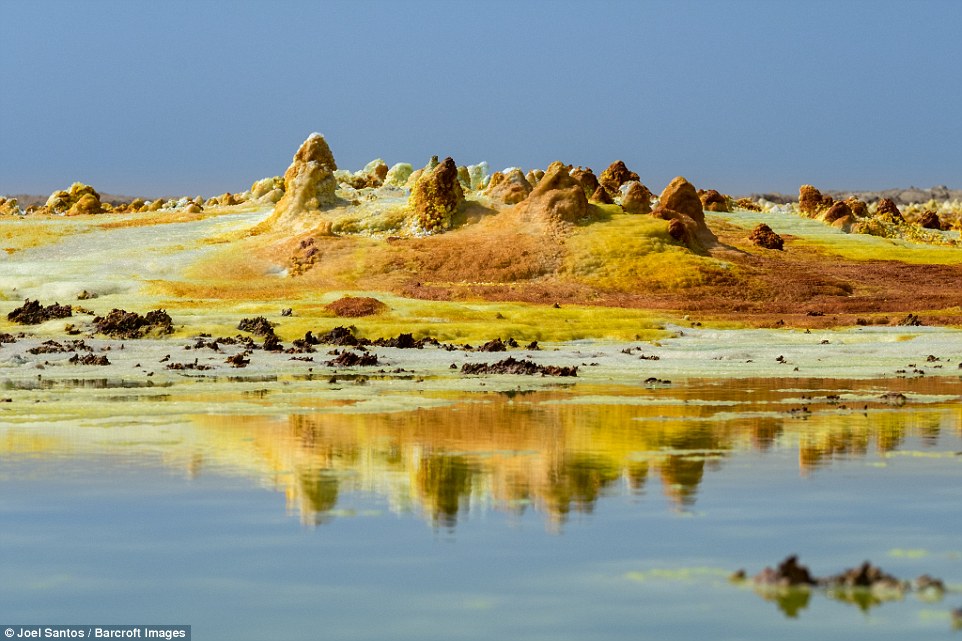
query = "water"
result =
(2, 375, 961, 640)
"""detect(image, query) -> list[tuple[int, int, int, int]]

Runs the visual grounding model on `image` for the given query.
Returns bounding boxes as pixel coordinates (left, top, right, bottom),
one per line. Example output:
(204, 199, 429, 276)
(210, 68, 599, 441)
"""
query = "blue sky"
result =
(2, 0, 960, 197)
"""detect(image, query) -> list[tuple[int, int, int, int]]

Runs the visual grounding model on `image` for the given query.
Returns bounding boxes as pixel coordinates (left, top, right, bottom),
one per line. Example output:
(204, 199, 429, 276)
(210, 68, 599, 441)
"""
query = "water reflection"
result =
(1, 377, 960, 529)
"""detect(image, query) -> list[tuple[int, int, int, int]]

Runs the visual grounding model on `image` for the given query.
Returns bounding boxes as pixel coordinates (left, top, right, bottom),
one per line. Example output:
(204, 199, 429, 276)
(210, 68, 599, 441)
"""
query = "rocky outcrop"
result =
(875, 198, 904, 222)
(734, 197, 762, 212)
(799, 184, 834, 216)
(590, 185, 613, 204)
(650, 176, 717, 249)
(844, 197, 869, 218)
(525, 169, 544, 188)
(410, 156, 464, 232)
(484, 168, 532, 205)
(0, 197, 20, 215)
(916, 210, 942, 229)
(698, 189, 732, 212)
(517, 161, 588, 225)
(384, 163, 413, 187)
(748, 223, 784, 250)
(620, 181, 652, 215)
(822, 201, 853, 224)
(251, 176, 285, 202)
(570, 167, 600, 198)
(599, 160, 640, 197)
(43, 183, 105, 216)
(272, 133, 338, 221)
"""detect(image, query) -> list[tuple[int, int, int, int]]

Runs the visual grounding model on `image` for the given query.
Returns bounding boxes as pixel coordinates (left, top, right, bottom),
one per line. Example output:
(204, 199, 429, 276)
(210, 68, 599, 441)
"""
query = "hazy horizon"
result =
(2, 0, 960, 198)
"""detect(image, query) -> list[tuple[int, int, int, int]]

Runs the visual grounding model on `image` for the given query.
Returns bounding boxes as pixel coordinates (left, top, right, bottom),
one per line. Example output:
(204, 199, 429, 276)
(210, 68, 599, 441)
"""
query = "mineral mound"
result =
(484, 168, 532, 205)
(598, 160, 640, 197)
(518, 162, 589, 225)
(651, 176, 718, 249)
(268, 133, 338, 225)
(748, 223, 784, 250)
(410, 156, 465, 232)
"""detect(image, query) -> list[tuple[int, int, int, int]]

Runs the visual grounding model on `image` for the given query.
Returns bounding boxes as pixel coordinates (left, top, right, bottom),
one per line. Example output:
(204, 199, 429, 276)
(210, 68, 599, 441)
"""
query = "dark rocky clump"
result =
(747, 556, 944, 595)
(7, 299, 73, 325)
(68, 352, 110, 366)
(0, 333, 18, 344)
(316, 325, 366, 346)
(479, 338, 507, 352)
(28, 339, 92, 354)
(94, 309, 173, 339)
(166, 359, 213, 371)
(896, 313, 923, 326)
(237, 316, 276, 337)
(748, 224, 784, 250)
(461, 356, 577, 377)
(325, 350, 379, 367)
(226, 353, 250, 368)
(371, 333, 442, 349)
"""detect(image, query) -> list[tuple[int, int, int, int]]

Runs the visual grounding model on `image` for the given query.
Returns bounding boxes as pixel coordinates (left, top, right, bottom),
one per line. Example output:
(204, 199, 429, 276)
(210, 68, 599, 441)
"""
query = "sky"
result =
(2, 0, 961, 198)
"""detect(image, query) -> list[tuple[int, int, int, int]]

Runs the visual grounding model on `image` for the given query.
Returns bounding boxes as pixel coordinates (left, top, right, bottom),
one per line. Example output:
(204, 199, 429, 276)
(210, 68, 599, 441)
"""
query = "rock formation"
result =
(410, 156, 464, 232)
(599, 161, 640, 197)
(384, 163, 413, 187)
(590, 185, 613, 204)
(484, 168, 533, 205)
(875, 198, 904, 222)
(748, 223, 784, 250)
(799, 184, 833, 216)
(525, 169, 544, 188)
(570, 167, 601, 198)
(698, 189, 732, 212)
(916, 210, 942, 229)
(518, 161, 588, 225)
(843, 197, 869, 218)
(272, 133, 338, 221)
(650, 176, 717, 249)
(0, 197, 21, 215)
(822, 201, 853, 225)
(620, 181, 652, 215)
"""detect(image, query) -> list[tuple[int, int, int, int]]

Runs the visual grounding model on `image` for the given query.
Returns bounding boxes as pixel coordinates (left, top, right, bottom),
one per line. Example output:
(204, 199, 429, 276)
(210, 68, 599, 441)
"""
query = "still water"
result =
(2, 376, 961, 640)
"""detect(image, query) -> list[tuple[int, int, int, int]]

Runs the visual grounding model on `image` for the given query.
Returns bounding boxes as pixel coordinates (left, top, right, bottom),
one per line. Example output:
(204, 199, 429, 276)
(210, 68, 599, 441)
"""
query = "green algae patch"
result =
(564, 209, 733, 291)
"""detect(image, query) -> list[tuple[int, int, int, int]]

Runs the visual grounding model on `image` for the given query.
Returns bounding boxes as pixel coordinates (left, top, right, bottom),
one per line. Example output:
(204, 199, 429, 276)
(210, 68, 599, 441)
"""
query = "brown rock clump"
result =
(325, 296, 388, 317)
(517, 161, 589, 226)
(590, 185, 613, 204)
(734, 197, 762, 212)
(0, 197, 21, 215)
(916, 210, 942, 229)
(651, 176, 718, 249)
(843, 197, 869, 218)
(484, 168, 533, 205)
(876, 198, 904, 222)
(271, 133, 338, 222)
(410, 156, 465, 232)
(748, 223, 784, 250)
(698, 189, 732, 212)
(799, 184, 833, 216)
(598, 160, 640, 197)
(822, 201, 853, 225)
(569, 167, 601, 198)
(621, 181, 652, 215)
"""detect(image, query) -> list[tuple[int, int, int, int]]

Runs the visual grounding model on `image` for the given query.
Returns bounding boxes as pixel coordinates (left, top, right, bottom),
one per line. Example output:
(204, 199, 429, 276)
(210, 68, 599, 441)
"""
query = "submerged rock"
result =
(410, 156, 465, 232)
(272, 133, 338, 220)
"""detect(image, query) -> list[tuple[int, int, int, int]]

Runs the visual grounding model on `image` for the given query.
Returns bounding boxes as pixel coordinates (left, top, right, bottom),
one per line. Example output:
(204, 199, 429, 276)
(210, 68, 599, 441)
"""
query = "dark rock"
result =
(237, 316, 276, 337)
(94, 308, 173, 339)
(748, 223, 784, 250)
(7, 299, 72, 325)
(461, 356, 577, 376)
(325, 350, 379, 367)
